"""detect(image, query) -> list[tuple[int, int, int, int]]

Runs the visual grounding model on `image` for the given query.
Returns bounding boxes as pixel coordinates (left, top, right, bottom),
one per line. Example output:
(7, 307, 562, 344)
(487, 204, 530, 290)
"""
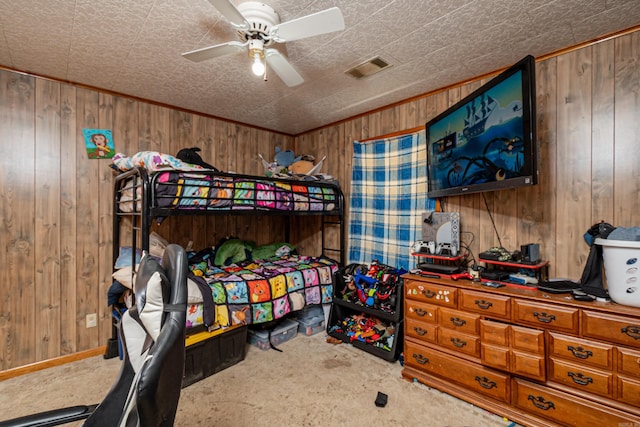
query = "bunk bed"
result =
(105, 151, 345, 359)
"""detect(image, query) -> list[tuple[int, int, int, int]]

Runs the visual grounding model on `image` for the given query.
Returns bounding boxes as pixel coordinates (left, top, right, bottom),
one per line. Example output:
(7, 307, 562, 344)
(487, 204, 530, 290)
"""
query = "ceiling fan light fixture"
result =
(183, 1, 345, 87)
(251, 52, 265, 76)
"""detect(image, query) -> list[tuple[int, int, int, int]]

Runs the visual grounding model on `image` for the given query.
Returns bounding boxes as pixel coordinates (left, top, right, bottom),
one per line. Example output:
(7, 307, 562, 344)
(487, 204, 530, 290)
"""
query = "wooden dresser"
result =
(402, 274, 640, 427)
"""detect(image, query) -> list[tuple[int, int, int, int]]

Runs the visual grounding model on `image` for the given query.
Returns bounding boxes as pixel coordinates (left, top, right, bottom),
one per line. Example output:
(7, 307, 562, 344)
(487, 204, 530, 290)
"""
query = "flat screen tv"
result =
(426, 55, 538, 198)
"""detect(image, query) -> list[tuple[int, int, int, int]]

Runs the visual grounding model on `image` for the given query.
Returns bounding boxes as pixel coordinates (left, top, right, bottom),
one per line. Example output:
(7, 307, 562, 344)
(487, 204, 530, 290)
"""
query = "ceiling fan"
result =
(182, 0, 345, 87)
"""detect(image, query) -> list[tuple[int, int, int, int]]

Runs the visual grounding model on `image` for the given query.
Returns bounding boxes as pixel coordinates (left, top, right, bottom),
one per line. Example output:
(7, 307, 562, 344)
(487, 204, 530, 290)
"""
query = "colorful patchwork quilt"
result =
(186, 255, 338, 329)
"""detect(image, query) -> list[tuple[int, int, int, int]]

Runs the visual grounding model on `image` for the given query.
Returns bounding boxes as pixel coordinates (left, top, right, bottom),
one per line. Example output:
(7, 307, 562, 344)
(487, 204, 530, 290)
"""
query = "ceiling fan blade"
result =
(182, 40, 247, 62)
(270, 7, 345, 42)
(265, 49, 303, 87)
(208, 0, 249, 29)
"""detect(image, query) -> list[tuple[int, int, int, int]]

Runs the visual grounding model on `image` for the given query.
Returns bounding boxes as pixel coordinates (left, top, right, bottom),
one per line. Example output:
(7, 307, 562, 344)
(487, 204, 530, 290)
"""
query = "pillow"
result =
(111, 151, 207, 173)
(251, 242, 295, 260)
(113, 266, 136, 289)
(114, 246, 142, 269)
(149, 231, 169, 258)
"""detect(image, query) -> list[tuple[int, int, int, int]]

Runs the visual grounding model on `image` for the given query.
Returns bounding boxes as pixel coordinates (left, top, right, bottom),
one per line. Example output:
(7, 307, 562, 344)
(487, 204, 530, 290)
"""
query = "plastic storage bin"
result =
(294, 304, 325, 336)
(247, 318, 299, 350)
(297, 315, 325, 336)
(183, 324, 247, 387)
(595, 238, 640, 307)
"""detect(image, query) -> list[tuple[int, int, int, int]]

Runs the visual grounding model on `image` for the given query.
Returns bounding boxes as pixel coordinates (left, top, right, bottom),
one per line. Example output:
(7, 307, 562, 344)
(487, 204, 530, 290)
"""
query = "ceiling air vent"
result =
(345, 56, 391, 79)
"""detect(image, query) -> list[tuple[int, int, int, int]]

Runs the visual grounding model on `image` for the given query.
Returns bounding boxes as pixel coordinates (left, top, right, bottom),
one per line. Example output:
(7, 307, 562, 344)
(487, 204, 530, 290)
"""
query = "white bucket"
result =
(595, 238, 640, 308)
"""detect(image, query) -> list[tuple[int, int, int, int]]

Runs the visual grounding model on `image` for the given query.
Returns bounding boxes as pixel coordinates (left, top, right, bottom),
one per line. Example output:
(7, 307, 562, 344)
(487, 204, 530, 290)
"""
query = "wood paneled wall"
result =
(297, 31, 640, 287)
(0, 74, 293, 370)
(1, 29, 639, 370)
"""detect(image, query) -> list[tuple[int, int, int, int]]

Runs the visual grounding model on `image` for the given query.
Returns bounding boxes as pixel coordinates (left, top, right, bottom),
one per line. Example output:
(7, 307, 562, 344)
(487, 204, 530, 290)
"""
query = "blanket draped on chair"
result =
(348, 131, 435, 270)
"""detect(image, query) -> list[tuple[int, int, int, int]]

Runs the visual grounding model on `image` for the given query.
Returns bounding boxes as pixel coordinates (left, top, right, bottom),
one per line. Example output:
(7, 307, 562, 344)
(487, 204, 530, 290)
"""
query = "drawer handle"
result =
(621, 325, 640, 340)
(412, 353, 429, 365)
(450, 317, 467, 327)
(413, 327, 427, 336)
(414, 308, 428, 317)
(528, 395, 556, 411)
(421, 289, 436, 298)
(450, 337, 467, 348)
(567, 345, 593, 359)
(474, 299, 493, 310)
(568, 371, 593, 386)
(533, 311, 556, 323)
(474, 376, 497, 389)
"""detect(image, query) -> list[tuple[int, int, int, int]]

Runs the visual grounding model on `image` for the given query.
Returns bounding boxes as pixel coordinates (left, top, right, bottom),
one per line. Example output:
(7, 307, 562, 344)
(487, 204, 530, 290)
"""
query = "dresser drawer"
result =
(439, 307, 480, 335)
(405, 300, 438, 324)
(511, 324, 544, 354)
(617, 374, 640, 406)
(512, 300, 579, 333)
(480, 319, 509, 346)
(548, 332, 613, 370)
(548, 358, 613, 399)
(511, 349, 546, 381)
(617, 346, 640, 377)
(405, 340, 510, 403)
(513, 378, 640, 426)
(438, 328, 480, 358)
(459, 289, 510, 319)
(404, 280, 456, 307)
(405, 318, 438, 344)
(582, 310, 640, 349)
(482, 343, 510, 371)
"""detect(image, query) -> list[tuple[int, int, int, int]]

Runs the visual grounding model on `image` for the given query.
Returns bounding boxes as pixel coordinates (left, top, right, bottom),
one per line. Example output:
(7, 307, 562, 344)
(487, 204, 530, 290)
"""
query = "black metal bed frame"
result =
(105, 167, 345, 359)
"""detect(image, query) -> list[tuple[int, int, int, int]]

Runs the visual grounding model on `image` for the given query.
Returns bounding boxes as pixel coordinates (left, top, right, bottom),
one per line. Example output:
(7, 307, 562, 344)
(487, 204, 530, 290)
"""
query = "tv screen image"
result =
(426, 55, 538, 198)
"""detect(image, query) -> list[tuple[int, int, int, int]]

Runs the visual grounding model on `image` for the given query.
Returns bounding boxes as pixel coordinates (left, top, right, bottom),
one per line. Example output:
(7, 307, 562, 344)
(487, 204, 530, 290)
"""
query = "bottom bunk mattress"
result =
(186, 254, 338, 329)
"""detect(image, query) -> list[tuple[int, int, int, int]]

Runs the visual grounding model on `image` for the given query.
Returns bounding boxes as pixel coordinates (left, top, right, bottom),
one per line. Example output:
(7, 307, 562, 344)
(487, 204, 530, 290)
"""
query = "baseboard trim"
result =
(0, 346, 107, 381)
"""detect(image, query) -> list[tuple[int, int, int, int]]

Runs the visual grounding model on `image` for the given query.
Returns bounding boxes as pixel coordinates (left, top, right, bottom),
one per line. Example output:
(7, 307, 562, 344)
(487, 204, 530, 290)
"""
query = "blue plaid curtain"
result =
(348, 131, 436, 270)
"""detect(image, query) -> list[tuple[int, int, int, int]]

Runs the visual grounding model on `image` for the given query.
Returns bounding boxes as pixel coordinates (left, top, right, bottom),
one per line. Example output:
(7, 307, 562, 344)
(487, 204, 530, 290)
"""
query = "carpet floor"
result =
(0, 331, 516, 426)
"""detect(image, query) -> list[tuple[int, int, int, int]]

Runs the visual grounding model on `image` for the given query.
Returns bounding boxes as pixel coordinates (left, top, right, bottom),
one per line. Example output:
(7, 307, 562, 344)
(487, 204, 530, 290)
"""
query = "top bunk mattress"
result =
(113, 151, 342, 215)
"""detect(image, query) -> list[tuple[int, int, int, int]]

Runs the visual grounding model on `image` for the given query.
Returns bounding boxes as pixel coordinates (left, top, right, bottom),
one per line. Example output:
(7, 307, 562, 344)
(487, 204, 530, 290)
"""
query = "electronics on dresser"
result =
(417, 262, 461, 275)
(411, 240, 434, 254)
(479, 246, 512, 262)
(421, 211, 460, 256)
(508, 273, 538, 286)
(520, 243, 541, 264)
(480, 270, 510, 281)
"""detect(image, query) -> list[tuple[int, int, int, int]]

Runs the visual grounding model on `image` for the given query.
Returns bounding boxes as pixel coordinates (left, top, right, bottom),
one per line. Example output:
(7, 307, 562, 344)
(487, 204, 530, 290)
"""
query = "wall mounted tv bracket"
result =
(422, 211, 460, 255)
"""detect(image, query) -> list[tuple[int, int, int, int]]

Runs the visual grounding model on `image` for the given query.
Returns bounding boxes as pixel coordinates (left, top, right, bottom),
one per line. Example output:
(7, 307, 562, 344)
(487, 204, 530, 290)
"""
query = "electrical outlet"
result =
(86, 313, 97, 328)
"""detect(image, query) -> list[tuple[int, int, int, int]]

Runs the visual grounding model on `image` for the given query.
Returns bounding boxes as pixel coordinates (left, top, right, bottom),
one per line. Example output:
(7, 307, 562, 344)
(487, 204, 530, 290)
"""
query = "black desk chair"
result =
(1, 244, 189, 427)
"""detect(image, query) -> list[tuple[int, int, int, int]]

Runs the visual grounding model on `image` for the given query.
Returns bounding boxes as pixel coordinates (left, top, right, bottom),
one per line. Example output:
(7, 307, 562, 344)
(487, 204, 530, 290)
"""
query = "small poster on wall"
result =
(83, 128, 115, 159)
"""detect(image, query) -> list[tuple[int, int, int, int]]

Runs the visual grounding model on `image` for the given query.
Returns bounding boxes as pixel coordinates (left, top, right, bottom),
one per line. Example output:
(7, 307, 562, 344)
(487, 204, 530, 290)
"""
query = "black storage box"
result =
(332, 263, 402, 320)
(328, 263, 404, 362)
(327, 302, 403, 362)
(182, 324, 247, 387)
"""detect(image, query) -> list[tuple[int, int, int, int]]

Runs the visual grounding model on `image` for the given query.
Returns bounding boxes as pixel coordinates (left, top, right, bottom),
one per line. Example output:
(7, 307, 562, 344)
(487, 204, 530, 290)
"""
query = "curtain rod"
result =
(358, 125, 424, 143)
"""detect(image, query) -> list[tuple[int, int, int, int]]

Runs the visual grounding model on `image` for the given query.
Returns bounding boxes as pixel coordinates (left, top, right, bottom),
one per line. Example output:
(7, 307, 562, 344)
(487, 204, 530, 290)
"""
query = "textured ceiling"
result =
(1, 0, 639, 135)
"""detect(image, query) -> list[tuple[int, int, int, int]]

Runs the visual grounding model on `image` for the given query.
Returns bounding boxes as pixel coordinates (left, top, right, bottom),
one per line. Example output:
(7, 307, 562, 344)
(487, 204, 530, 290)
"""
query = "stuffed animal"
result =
(260, 147, 326, 177)
(273, 146, 299, 167)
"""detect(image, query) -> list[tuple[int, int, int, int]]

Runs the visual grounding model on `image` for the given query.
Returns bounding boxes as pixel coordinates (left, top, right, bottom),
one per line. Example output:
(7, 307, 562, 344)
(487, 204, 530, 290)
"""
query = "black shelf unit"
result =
(327, 266, 403, 362)
(479, 259, 550, 290)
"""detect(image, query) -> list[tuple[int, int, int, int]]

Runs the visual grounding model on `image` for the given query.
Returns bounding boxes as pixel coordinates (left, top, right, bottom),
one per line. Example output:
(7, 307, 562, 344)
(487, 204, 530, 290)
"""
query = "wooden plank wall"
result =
(0, 74, 293, 370)
(296, 31, 640, 283)
(1, 29, 639, 370)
